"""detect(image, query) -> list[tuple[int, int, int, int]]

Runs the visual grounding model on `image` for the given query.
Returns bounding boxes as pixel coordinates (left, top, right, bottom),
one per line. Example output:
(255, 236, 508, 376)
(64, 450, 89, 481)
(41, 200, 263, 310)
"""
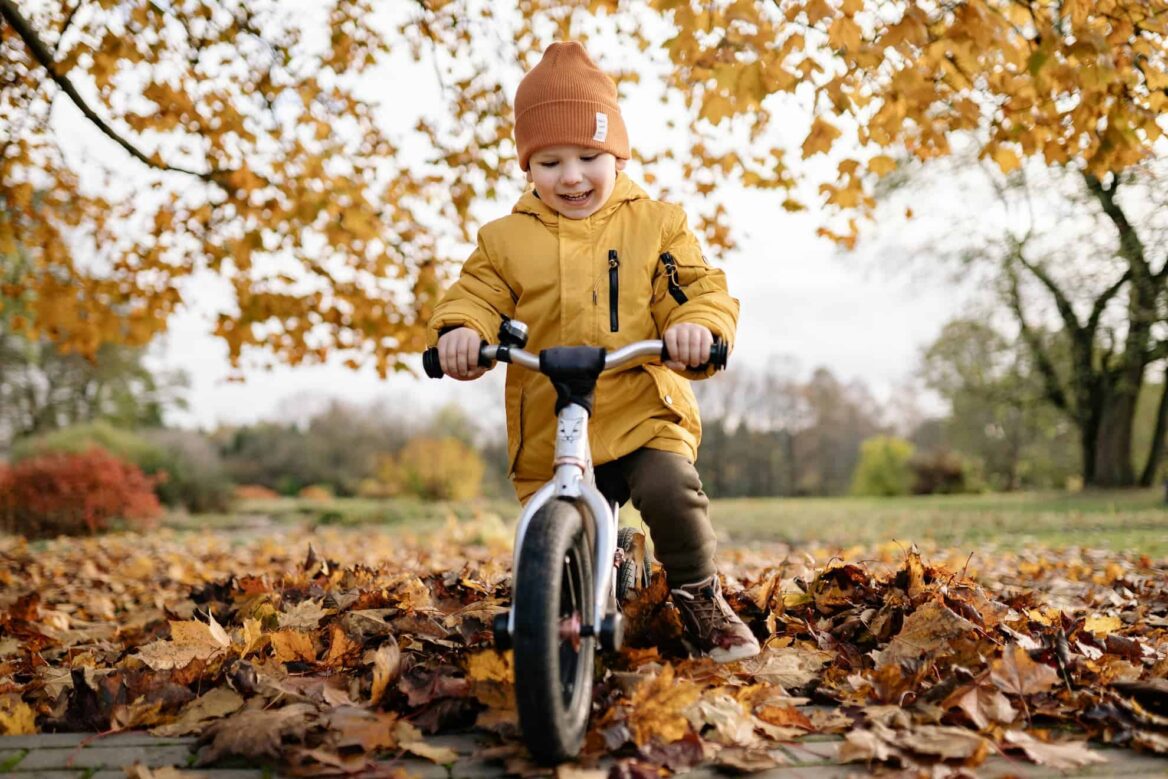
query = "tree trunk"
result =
(1139, 366, 1168, 487)
(1092, 391, 1138, 487)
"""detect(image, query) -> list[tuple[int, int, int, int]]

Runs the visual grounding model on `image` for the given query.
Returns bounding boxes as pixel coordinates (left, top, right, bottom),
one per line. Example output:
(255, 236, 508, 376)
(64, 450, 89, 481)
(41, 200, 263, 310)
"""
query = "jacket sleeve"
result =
(426, 233, 516, 347)
(650, 206, 740, 379)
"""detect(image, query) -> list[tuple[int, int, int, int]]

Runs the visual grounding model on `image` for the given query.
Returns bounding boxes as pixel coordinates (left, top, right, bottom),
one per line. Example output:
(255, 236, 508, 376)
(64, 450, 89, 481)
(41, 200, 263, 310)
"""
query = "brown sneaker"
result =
(670, 574, 761, 663)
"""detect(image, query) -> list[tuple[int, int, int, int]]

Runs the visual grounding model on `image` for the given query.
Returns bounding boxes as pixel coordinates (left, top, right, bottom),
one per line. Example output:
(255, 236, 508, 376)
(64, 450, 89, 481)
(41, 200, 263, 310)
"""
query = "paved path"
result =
(2, 730, 1166, 777)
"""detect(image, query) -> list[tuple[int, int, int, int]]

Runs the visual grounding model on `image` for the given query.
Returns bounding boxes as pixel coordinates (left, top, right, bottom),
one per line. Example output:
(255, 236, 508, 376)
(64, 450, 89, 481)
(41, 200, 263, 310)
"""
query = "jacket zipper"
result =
(660, 252, 688, 304)
(608, 249, 620, 332)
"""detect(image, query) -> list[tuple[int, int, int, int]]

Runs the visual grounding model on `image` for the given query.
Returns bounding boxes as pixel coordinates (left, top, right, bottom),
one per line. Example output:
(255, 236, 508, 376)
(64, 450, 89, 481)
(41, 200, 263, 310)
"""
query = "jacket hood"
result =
(512, 173, 648, 226)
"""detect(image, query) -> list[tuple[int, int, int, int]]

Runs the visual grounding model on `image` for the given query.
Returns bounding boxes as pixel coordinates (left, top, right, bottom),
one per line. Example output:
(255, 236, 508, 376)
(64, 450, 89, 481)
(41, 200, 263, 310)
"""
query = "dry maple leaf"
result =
(134, 617, 231, 671)
(0, 694, 37, 734)
(873, 598, 980, 668)
(270, 630, 317, 664)
(150, 687, 244, 737)
(1002, 730, 1108, 768)
(991, 644, 1060, 698)
(196, 702, 317, 765)
(367, 639, 401, 706)
(687, 692, 758, 747)
(626, 664, 702, 746)
(738, 646, 830, 689)
(394, 719, 458, 764)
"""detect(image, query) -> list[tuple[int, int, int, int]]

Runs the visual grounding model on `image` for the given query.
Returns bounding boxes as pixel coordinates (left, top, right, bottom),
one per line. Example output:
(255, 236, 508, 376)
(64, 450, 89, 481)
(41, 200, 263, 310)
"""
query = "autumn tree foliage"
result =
(4, 0, 1166, 483)
(0, 446, 161, 536)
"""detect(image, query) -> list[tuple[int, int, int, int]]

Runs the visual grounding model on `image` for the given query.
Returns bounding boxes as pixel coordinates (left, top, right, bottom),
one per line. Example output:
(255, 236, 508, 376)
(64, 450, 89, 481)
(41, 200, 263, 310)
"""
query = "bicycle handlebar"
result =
(422, 338, 728, 379)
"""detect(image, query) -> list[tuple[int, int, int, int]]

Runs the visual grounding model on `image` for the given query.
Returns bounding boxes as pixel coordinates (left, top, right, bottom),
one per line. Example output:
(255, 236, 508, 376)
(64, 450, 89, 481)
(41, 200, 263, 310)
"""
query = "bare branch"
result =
(1005, 260, 1070, 412)
(1086, 270, 1132, 336)
(1012, 241, 1085, 336)
(0, 0, 213, 182)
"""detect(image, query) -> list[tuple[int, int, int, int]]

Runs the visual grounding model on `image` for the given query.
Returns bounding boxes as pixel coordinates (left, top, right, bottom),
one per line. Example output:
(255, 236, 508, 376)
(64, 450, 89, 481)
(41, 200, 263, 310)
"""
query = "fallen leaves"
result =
(1, 524, 1166, 775)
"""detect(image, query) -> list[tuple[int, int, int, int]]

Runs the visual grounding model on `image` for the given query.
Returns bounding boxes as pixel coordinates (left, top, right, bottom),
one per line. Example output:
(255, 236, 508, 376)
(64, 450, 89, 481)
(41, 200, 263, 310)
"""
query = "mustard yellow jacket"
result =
(427, 175, 739, 501)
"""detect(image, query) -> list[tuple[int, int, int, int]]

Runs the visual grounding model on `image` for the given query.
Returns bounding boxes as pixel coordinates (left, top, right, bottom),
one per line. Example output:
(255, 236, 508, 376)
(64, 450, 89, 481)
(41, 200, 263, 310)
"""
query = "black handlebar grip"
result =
(422, 347, 444, 378)
(709, 338, 729, 370)
(660, 337, 730, 371)
(422, 343, 493, 379)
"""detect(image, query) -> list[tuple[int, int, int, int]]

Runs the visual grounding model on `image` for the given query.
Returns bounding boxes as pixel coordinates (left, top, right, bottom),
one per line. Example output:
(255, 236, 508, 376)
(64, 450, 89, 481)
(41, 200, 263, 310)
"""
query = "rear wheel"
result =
(513, 499, 594, 764)
(616, 526, 651, 605)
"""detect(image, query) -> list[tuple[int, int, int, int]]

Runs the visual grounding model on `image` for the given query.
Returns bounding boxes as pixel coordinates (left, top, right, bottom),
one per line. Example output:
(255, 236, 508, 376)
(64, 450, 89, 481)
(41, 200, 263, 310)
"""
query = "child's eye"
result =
(581, 155, 597, 161)
(538, 161, 558, 168)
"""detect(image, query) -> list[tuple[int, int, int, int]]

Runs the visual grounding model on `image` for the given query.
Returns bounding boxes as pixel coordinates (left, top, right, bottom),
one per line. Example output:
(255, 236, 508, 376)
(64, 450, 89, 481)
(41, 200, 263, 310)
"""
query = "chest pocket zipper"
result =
(608, 249, 620, 332)
(660, 252, 689, 304)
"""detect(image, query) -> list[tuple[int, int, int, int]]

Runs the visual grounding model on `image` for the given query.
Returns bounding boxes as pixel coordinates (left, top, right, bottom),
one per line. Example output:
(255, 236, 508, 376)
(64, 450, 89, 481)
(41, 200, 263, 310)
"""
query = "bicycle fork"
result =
(495, 402, 624, 652)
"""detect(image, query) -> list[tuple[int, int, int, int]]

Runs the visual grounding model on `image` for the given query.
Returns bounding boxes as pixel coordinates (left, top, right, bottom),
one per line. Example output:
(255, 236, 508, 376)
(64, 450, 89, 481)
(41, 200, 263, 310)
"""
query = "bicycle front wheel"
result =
(513, 498, 595, 764)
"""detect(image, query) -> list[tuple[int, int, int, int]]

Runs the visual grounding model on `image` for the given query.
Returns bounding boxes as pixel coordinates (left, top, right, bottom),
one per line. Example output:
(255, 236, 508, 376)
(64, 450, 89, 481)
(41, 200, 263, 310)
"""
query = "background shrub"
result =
(140, 429, 234, 512)
(850, 436, 916, 497)
(0, 447, 162, 537)
(234, 484, 280, 500)
(376, 437, 484, 500)
(910, 450, 970, 495)
(11, 422, 232, 513)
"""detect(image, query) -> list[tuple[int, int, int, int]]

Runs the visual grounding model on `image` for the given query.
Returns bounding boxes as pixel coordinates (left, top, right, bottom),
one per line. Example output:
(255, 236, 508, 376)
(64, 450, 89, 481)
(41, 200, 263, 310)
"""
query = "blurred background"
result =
(2, 0, 1165, 545)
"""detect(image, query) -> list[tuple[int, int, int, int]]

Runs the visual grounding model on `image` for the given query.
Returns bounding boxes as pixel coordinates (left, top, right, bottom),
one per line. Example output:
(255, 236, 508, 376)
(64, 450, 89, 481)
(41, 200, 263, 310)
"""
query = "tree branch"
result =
(0, 0, 213, 182)
(1012, 240, 1085, 336)
(1084, 171, 1150, 276)
(1006, 260, 1070, 412)
(1086, 270, 1131, 336)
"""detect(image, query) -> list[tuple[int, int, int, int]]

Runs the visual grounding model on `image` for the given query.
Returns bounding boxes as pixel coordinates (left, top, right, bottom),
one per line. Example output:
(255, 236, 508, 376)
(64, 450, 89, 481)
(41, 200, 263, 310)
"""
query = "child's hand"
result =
(663, 323, 713, 371)
(437, 327, 489, 380)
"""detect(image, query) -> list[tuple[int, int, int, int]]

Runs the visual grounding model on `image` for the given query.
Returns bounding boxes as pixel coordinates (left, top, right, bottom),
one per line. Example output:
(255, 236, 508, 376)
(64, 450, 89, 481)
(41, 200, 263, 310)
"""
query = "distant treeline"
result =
(2, 320, 1165, 506)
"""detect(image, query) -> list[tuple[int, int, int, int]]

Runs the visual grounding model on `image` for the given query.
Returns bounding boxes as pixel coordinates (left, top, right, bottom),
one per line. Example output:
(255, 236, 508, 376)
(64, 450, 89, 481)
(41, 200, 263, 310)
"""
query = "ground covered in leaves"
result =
(1, 515, 1167, 776)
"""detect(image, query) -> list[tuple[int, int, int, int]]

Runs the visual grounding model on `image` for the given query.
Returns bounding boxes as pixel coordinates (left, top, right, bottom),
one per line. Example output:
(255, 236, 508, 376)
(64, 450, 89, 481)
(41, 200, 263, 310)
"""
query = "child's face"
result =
(526, 145, 627, 219)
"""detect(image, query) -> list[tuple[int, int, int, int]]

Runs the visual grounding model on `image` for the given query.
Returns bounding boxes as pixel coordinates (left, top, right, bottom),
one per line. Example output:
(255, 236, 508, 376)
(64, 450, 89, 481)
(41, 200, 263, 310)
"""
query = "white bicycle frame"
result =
(497, 341, 665, 639)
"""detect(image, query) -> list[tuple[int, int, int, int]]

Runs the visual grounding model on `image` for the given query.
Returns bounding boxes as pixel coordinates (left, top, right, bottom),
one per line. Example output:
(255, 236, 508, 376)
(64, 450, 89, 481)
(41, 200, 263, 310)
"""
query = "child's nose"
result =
(561, 163, 583, 184)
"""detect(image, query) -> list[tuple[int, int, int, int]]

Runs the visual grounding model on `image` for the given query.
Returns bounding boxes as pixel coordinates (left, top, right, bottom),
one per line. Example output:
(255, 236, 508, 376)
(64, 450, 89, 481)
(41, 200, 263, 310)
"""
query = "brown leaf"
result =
(367, 639, 401, 706)
(135, 618, 231, 671)
(151, 687, 244, 737)
(0, 694, 36, 735)
(394, 719, 458, 764)
(990, 644, 1059, 697)
(739, 647, 831, 689)
(270, 630, 317, 664)
(196, 703, 316, 764)
(873, 599, 979, 667)
(1002, 730, 1108, 768)
(627, 665, 702, 746)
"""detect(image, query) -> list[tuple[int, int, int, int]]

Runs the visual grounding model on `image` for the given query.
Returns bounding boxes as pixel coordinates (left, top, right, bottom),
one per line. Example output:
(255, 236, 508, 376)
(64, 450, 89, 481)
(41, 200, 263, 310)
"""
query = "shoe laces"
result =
(673, 581, 731, 626)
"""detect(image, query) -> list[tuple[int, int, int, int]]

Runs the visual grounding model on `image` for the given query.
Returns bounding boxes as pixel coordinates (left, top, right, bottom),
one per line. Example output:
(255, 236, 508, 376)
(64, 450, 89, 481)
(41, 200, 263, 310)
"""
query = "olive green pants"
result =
(594, 448, 717, 585)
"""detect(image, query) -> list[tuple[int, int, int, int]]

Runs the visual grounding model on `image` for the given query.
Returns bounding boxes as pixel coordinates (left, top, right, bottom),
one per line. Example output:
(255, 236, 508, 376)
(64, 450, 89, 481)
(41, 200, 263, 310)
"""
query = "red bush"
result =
(0, 447, 162, 537)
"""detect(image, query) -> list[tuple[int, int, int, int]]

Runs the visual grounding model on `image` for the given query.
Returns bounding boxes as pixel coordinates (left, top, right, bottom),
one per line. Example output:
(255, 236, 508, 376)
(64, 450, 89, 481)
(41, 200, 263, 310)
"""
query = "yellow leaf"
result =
(466, 650, 512, 683)
(628, 665, 702, 746)
(802, 117, 843, 158)
(270, 630, 317, 663)
(991, 146, 1022, 174)
(868, 155, 897, 175)
(828, 16, 862, 51)
(1083, 615, 1122, 635)
(699, 93, 734, 124)
(0, 695, 36, 735)
(802, 0, 833, 26)
(395, 720, 458, 764)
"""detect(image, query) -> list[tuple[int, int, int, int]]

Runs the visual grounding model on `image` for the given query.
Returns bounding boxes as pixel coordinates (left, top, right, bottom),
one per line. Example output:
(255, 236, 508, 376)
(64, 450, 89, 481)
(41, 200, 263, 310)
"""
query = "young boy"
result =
(428, 41, 759, 663)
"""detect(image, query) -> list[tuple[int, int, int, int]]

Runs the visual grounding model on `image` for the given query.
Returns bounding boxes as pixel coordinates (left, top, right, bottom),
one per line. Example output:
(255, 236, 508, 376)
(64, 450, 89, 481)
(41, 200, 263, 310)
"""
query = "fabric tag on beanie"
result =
(594, 112, 608, 142)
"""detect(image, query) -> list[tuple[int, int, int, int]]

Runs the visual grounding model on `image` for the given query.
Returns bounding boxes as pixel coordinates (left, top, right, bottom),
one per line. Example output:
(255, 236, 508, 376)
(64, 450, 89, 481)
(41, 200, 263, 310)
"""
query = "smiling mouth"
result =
(559, 191, 592, 204)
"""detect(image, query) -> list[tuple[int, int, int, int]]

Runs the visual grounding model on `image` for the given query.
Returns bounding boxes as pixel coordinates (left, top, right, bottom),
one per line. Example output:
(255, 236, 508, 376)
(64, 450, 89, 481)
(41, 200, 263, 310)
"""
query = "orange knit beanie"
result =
(514, 41, 630, 171)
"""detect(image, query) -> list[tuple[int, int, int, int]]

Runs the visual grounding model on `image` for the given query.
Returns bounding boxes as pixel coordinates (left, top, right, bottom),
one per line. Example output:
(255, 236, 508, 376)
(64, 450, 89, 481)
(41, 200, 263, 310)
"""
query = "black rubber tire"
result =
(616, 526, 651, 604)
(513, 499, 594, 764)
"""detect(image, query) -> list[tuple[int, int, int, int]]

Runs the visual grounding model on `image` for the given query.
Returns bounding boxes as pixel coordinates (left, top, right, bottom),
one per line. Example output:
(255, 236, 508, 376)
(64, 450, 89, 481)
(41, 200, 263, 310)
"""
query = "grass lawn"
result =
(168, 488, 1168, 558)
(705, 488, 1168, 556)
